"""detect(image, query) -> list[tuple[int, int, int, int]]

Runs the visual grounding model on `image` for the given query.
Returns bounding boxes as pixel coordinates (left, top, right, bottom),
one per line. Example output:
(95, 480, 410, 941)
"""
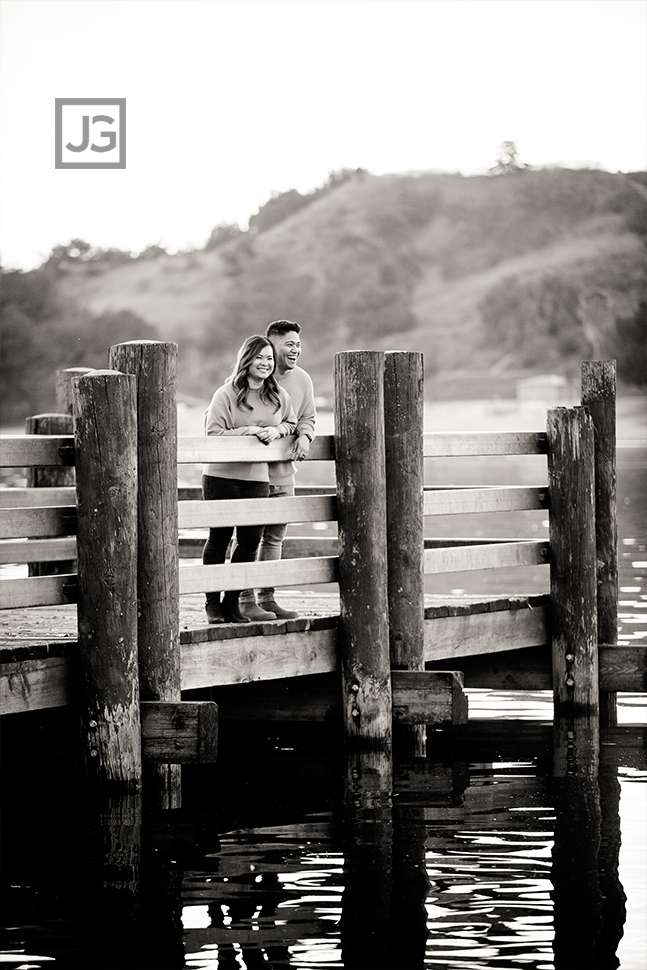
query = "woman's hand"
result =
(255, 426, 280, 445)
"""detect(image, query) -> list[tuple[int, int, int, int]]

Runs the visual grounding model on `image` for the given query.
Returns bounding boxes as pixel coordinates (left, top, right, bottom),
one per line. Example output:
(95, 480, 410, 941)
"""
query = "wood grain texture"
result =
(424, 431, 548, 457)
(424, 485, 548, 516)
(179, 494, 336, 529)
(424, 540, 549, 574)
(74, 368, 142, 787)
(179, 556, 339, 594)
(177, 433, 334, 463)
(547, 406, 599, 720)
(0, 435, 75, 467)
(334, 351, 392, 746)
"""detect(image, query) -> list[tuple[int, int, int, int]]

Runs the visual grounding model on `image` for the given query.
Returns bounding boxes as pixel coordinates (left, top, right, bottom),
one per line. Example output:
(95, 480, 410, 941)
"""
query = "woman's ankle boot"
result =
(221, 591, 251, 623)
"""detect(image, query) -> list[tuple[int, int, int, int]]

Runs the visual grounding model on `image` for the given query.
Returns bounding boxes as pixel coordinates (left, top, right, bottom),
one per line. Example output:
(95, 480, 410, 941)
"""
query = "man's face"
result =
(272, 331, 302, 372)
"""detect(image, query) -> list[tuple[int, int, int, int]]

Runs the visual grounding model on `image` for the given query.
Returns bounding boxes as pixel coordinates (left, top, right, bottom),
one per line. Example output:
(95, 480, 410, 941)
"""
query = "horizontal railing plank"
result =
(424, 432, 548, 457)
(1, 507, 77, 540)
(0, 574, 77, 609)
(0, 484, 334, 508)
(179, 556, 339, 595)
(425, 536, 532, 547)
(177, 433, 334, 464)
(179, 494, 336, 529)
(179, 535, 339, 560)
(177, 483, 335, 501)
(0, 537, 77, 565)
(424, 540, 550, 574)
(424, 599, 549, 660)
(424, 485, 548, 516)
(0, 487, 76, 508)
(0, 436, 75, 467)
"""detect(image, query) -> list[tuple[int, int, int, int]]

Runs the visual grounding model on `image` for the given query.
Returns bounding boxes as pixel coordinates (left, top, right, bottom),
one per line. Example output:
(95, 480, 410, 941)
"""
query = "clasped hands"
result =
(251, 427, 311, 460)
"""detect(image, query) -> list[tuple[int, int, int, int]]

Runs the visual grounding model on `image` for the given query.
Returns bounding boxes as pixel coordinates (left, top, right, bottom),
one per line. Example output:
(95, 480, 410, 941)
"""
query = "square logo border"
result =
(55, 98, 126, 169)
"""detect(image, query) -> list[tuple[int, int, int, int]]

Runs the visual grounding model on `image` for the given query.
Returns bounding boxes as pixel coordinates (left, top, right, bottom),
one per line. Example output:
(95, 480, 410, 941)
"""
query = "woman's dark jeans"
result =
(202, 475, 269, 608)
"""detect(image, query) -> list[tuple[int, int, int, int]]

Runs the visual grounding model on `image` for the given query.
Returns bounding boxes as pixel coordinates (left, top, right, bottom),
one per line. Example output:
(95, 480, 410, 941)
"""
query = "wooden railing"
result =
(176, 434, 338, 596)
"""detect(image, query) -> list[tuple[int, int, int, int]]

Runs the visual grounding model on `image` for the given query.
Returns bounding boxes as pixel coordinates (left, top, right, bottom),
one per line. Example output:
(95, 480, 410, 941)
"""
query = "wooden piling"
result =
(56, 367, 95, 419)
(547, 406, 599, 729)
(383, 352, 425, 755)
(109, 341, 181, 806)
(334, 351, 392, 749)
(73, 369, 141, 788)
(581, 360, 619, 726)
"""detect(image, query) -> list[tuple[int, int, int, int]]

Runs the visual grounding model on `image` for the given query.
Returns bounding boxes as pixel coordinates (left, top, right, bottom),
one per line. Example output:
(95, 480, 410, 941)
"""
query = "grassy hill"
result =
(33, 167, 647, 401)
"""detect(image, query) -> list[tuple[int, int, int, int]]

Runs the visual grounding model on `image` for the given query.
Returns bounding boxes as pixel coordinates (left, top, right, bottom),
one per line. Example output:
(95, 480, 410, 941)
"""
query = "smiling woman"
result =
(200, 335, 297, 624)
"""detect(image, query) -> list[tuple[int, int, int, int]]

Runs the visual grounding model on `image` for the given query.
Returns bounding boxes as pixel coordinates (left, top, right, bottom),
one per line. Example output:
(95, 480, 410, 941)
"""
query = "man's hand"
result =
(293, 434, 311, 461)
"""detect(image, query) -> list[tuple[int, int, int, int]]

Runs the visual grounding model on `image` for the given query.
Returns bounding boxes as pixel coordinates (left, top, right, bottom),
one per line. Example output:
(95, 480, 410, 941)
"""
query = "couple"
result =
(202, 319, 316, 624)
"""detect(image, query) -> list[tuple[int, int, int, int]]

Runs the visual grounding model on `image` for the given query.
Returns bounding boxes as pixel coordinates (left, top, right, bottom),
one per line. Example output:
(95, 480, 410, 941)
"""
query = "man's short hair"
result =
(265, 319, 301, 338)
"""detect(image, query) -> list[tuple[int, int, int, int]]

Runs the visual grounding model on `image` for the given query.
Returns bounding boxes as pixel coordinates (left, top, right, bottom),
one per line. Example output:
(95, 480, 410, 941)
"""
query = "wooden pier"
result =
(1, 345, 645, 794)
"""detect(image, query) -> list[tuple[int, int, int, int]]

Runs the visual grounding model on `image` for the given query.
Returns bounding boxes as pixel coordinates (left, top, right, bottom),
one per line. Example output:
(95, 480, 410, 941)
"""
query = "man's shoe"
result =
(221, 593, 251, 623)
(239, 601, 277, 621)
(258, 598, 298, 620)
(206, 602, 226, 624)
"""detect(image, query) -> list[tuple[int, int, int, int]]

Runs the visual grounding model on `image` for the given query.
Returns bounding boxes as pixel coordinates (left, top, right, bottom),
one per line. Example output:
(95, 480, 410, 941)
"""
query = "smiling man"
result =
(238, 320, 316, 621)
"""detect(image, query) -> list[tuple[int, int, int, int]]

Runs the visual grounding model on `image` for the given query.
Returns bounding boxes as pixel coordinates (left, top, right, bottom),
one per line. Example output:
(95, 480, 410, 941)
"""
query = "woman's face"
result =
(247, 345, 275, 384)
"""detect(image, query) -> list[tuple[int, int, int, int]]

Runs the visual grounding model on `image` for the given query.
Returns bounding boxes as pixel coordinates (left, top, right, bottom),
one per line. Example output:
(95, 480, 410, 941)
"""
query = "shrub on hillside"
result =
(0, 268, 158, 421)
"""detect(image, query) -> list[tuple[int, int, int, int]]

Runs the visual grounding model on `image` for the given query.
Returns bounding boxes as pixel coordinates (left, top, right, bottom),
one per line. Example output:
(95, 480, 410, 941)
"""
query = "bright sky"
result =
(1, 0, 645, 271)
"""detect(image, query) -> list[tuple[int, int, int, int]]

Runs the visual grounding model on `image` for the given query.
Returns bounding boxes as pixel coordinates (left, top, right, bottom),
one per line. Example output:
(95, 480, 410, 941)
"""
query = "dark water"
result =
(1, 711, 645, 969)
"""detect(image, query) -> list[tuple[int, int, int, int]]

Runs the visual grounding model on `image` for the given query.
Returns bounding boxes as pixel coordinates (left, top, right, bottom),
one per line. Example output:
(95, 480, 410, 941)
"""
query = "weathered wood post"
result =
(73, 369, 142, 788)
(334, 351, 392, 749)
(547, 406, 599, 764)
(109, 340, 181, 807)
(383, 351, 426, 756)
(56, 366, 95, 419)
(581, 360, 618, 726)
(25, 412, 75, 576)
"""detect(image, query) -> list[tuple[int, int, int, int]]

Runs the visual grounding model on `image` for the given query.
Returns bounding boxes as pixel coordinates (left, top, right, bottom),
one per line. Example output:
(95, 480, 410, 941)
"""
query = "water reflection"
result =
(2, 710, 645, 969)
(178, 718, 645, 970)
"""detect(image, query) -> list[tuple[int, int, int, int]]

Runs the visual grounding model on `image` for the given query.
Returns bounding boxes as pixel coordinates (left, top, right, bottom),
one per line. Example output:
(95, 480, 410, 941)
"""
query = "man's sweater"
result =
(270, 366, 317, 486)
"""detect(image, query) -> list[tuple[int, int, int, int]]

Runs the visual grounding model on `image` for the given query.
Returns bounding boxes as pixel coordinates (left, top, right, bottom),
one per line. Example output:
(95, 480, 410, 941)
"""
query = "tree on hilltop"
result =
(490, 141, 529, 175)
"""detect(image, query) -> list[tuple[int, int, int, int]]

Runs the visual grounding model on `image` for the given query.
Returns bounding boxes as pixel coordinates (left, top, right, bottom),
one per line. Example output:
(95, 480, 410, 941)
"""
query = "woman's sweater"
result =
(203, 382, 296, 482)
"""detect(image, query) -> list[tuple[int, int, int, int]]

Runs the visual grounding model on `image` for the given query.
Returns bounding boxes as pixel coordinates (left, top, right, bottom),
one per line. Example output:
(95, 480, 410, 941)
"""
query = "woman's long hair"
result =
(230, 335, 282, 412)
